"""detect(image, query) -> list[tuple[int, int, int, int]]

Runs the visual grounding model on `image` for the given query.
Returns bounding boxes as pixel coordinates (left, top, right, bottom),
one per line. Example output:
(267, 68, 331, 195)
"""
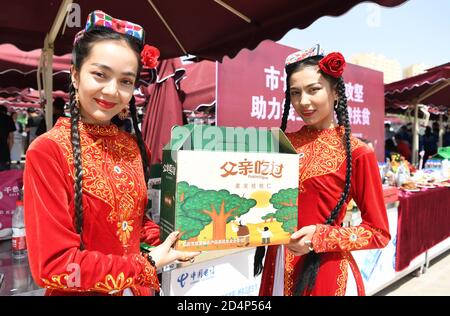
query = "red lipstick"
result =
(301, 110, 316, 117)
(94, 98, 117, 109)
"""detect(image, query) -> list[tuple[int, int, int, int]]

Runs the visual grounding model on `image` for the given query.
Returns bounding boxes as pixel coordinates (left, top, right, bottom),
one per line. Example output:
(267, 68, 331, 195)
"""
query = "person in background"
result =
(36, 97, 68, 136)
(10, 111, 24, 164)
(385, 138, 397, 161)
(422, 126, 438, 165)
(24, 10, 199, 296)
(384, 122, 395, 141)
(397, 125, 412, 147)
(394, 134, 412, 162)
(443, 125, 450, 147)
(255, 46, 390, 296)
(25, 107, 43, 151)
(0, 105, 16, 171)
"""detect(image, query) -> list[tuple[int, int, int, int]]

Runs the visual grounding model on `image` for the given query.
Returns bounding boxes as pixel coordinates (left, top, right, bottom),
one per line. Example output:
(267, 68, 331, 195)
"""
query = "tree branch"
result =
(224, 206, 240, 218)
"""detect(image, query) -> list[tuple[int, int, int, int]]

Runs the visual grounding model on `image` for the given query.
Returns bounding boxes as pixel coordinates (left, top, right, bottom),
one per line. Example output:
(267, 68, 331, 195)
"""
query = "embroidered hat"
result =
(74, 10, 144, 45)
(73, 10, 160, 71)
(285, 44, 346, 78)
(285, 44, 324, 66)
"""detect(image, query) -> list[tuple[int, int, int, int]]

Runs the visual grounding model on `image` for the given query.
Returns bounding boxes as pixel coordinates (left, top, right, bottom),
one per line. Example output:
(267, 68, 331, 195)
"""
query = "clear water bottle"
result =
(12, 200, 27, 259)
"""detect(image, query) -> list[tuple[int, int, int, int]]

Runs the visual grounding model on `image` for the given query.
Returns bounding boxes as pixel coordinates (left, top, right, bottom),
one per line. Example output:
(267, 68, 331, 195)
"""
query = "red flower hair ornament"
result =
(141, 44, 160, 69)
(318, 52, 346, 78)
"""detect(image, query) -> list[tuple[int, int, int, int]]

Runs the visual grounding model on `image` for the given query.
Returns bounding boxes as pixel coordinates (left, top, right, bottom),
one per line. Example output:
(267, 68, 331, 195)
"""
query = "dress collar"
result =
(56, 117, 119, 137)
(301, 125, 344, 137)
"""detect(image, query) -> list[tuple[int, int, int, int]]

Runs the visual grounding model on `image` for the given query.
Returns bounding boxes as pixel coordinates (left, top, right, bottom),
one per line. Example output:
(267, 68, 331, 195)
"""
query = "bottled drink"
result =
(12, 200, 27, 259)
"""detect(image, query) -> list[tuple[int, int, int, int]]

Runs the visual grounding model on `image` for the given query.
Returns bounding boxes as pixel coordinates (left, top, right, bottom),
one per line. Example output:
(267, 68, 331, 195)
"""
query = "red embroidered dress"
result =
(259, 126, 390, 296)
(24, 117, 160, 296)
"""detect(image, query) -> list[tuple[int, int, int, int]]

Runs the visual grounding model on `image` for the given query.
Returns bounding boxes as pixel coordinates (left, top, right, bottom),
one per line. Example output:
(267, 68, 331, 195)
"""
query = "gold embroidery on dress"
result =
(94, 272, 135, 294)
(287, 127, 365, 191)
(41, 273, 70, 290)
(44, 118, 147, 249)
(312, 224, 373, 252)
(335, 253, 349, 296)
(284, 250, 295, 296)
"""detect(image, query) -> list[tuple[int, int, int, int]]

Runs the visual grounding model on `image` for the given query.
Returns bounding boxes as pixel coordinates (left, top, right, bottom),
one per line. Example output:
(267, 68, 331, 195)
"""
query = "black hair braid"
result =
(129, 96, 151, 186)
(69, 83, 85, 250)
(326, 77, 352, 224)
(293, 76, 353, 296)
(280, 84, 291, 132)
(253, 246, 266, 277)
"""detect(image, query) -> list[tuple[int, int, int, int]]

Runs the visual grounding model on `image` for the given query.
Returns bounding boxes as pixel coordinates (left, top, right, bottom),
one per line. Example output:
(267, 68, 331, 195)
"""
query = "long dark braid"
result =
(128, 96, 151, 185)
(280, 88, 292, 133)
(69, 82, 85, 250)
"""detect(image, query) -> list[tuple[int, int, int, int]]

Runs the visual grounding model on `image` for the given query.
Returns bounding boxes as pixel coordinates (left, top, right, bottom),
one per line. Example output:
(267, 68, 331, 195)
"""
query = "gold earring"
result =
(74, 88, 80, 108)
(118, 106, 129, 120)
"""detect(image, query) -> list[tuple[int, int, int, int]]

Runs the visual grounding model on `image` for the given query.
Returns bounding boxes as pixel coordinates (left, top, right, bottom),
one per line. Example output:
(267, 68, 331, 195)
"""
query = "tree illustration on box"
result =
(176, 182, 208, 241)
(270, 188, 298, 233)
(179, 184, 256, 240)
(262, 213, 276, 223)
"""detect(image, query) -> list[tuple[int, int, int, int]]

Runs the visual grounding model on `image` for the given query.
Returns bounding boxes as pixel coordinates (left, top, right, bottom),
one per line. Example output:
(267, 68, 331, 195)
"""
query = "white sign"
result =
(164, 249, 261, 296)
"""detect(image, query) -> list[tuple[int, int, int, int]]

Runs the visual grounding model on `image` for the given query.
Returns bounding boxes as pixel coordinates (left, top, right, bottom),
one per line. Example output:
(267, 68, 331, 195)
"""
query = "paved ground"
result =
(375, 249, 450, 296)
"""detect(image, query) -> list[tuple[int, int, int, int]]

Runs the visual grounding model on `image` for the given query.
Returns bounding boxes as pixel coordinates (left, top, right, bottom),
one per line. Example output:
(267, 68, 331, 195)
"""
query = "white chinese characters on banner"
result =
(345, 82, 364, 103)
(264, 66, 281, 91)
(252, 69, 370, 126)
(251, 66, 300, 122)
(345, 81, 370, 126)
(347, 106, 371, 126)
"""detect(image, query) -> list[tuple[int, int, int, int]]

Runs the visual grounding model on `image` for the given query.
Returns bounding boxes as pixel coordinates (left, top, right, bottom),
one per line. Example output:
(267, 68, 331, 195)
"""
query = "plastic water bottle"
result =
(12, 200, 27, 259)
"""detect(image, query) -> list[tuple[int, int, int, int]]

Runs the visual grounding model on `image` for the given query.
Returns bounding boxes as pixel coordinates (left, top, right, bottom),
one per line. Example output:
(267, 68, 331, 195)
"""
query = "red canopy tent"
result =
(1, 0, 407, 59)
(385, 63, 450, 164)
(2, 0, 408, 144)
(0, 43, 71, 91)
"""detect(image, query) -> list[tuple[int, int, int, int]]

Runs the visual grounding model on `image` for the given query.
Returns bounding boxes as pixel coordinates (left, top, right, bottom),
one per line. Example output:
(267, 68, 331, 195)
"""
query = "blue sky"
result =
(278, 0, 450, 69)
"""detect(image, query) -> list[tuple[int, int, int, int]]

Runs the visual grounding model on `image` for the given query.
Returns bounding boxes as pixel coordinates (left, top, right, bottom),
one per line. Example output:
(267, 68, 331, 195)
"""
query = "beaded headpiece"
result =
(73, 10, 159, 70)
(74, 10, 144, 45)
(285, 44, 346, 78)
(285, 44, 324, 66)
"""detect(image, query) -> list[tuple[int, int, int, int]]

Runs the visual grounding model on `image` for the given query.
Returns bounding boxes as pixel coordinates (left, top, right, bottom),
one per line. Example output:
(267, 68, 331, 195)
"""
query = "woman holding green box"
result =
(256, 45, 390, 296)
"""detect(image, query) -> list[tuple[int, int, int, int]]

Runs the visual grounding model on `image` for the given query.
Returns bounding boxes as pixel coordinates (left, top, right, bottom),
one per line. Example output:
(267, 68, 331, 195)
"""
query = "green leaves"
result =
(270, 188, 298, 233)
(176, 182, 256, 240)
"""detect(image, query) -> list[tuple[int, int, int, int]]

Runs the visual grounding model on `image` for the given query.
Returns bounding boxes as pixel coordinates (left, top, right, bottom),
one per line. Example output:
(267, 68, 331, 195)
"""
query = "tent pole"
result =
(412, 101, 419, 166)
(43, 37, 54, 132)
(438, 113, 444, 148)
(42, 0, 73, 131)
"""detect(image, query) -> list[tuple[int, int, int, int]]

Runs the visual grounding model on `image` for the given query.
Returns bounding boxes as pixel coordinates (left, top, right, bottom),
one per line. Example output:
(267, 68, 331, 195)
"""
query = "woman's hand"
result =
(148, 231, 201, 269)
(286, 225, 317, 256)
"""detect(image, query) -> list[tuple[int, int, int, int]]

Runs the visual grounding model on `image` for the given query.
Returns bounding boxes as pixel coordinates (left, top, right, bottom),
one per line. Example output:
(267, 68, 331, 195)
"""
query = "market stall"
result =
(385, 63, 450, 165)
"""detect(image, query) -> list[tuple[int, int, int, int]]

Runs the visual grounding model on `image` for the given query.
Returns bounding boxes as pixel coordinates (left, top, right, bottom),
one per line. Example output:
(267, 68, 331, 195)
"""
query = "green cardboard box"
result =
(160, 124, 299, 251)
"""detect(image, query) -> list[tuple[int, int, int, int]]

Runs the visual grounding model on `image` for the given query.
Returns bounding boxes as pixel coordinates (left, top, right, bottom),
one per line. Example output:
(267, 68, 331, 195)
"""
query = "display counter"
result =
(352, 186, 450, 295)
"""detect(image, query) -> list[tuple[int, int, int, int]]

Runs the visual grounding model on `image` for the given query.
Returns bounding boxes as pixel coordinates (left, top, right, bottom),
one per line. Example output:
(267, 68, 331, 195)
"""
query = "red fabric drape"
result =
(141, 59, 184, 165)
(396, 187, 450, 271)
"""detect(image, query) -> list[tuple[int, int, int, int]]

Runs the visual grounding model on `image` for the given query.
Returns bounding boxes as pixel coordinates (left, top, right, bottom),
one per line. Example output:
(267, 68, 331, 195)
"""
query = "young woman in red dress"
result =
(256, 46, 391, 296)
(23, 10, 199, 296)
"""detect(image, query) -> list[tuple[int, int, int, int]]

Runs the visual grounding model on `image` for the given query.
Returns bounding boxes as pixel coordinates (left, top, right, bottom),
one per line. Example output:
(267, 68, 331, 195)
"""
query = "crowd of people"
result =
(0, 98, 68, 171)
(385, 121, 450, 165)
(0, 97, 145, 172)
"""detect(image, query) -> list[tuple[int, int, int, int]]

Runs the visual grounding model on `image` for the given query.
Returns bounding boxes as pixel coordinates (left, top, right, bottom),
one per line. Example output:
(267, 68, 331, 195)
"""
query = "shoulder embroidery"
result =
(43, 119, 147, 249)
(288, 128, 365, 186)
